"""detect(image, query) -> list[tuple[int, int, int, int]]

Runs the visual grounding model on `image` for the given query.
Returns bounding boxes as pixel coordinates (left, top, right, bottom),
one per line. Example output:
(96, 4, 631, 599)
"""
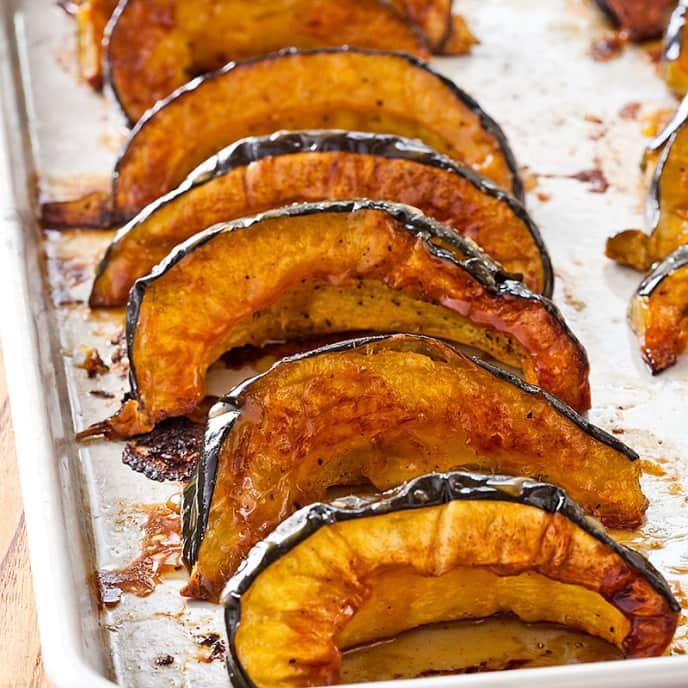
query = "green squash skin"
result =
(94, 129, 550, 300)
(220, 470, 678, 688)
(125, 198, 582, 405)
(107, 47, 525, 199)
(180, 332, 633, 573)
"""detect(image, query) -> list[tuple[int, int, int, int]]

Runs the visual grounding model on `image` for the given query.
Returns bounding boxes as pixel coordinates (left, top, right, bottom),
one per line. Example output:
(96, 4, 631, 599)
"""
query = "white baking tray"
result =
(3, 0, 688, 686)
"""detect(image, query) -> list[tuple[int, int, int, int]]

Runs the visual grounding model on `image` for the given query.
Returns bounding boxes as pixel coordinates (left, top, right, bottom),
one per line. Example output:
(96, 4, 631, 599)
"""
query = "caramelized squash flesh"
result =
(75, 0, 118, 89)
(630, 245, 688, 373)
(182, 334, 644, 601)
(110, 49, 522, 219)
(87, 201, 589, 439)
(594, 0, 673, 41)
(106, 0, 431, 121)
(607, 119, 688, 271)
(391, 0, 477, 53)
(664, 1, 688, 96)
(90, 132, 550, 307)
(223, 474, 678, 688)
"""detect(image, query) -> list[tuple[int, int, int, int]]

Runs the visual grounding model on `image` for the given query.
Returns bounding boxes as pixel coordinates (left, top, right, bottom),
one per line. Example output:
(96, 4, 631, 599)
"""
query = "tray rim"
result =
(1, 2, 688, 687)
(0, 3, 113, 686)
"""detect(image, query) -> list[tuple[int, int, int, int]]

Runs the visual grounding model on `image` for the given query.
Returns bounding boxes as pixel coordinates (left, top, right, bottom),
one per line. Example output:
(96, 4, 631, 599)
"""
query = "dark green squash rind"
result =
(635, 244, 688, 297)
(220, 470, 678, 688)
(125, 198, 584, 405)
(664, 2, 688, 81)
(642, 121, 687, 253)
(181, 332, 632, 571)
(107, 47, 525, 203)
(645, 97, 688, 157)
(94, 130, 551, 301)
(593, 0, 619, 25)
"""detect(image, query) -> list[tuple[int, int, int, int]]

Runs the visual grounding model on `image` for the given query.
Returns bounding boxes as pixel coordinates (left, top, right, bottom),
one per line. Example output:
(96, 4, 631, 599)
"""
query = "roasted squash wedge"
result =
(75, 0, 473, 96)
(105, 0, 434, 122)
(222, 472, 678, 687)
(181, 333, 645, 601)
(607, 105, 688, 271)
(75, 0, 118, 89)
(46, 48, 522, 226)
(664, 1, 688, 96)
(593, 0, 673, 41)
(90, 130, 551, 307)
(629, 244, 688, 373)
(80, 200, 590, 440)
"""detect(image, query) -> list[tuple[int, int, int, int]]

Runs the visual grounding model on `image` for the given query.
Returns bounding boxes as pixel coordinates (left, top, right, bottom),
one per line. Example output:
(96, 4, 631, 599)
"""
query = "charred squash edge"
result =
(124, 198, 586, 409)
(182, 332, 631, 571)
(108, 47, 525, 203)
(221, 470, 678, 688)
(93, 130, 551, 302)
(631, 244, 688, 372)
(592, 0, 672, 41)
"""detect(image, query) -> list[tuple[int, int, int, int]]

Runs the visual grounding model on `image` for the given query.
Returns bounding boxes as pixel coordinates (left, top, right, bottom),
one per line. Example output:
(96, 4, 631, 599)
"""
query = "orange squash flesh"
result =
(664, 1, 688, 97)
(90, 131, 550, 307)
(606, 114, 688, 272)
(105, 0, 432, 122)
(74, 0, 474, 99)
(108, 49, 523, 220)
(81, 201, 589, 439)
(75, 0, 118, 89)
(630, 245, 688, 373)
(181, 334, 644, 601)
(222, 474, 678, 688)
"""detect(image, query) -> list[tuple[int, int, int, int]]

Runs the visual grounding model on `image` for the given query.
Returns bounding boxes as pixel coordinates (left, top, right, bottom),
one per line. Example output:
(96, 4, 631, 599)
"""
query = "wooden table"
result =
(0, 351, 48, 687)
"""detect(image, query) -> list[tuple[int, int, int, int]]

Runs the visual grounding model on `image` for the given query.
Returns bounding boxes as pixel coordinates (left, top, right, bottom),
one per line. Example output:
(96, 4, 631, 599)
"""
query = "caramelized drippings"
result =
(46, 253, 90, 306)
(122, 417, 205, 482)
(568, 167, 610, 194)
(193, 633, 227, 663)
(96, 502, 182, 607)
(75, 346, 109, 378)
(590, 32, 627, 62)
(619, 102, 642, 120)
(522, 165, 609, 195)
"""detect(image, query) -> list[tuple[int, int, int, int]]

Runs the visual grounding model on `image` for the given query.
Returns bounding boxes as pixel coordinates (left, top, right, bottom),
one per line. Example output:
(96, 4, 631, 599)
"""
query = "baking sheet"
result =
(3, 0, 688, 686)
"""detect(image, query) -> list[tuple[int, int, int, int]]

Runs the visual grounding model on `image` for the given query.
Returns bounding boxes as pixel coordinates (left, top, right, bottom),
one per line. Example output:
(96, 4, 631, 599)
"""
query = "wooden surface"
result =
(0, 350, 48, 687)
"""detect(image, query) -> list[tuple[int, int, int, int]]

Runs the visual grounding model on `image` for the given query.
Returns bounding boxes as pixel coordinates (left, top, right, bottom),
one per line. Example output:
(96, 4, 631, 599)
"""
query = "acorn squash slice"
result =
(79, 200, 590, 440)
(181, 333, 645, 601)
(43, 48, 523, 227)
(73, 0, 473, 96)
(664, 1, 688, 97)
(104, 0, 433, 122)
(90, 130, 551, 307)
(629, 244, 688, 373)
(606, 104, 688, 272)
(593, 0, 673, 41)
(74, 0, 118, 89)
(222, 472, 678, 688)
